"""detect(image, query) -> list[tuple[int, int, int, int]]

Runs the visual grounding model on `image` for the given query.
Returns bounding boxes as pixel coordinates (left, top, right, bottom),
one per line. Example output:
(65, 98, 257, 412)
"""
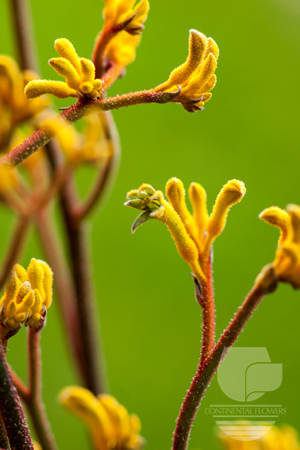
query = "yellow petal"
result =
(13, 264, 28, 283)
(37, 260, 53, 309)
(155, 30, 208, 92)
(204, 37, 219, 60)
(165, 177, 200, 251)
(54, 38, 81, 75)
(259, 206, 291, 245)
(49, 58, 81, 90)
(205, 180, 246, 253)
(25, 80, 78, 99)
(80, 58, 96, 83)
(186, 53, 217, 94)
(59, 387, 115, 450)
(287, 204, 300, 244)
(188, 182, 208, 246)
(27, 259, 45, 299)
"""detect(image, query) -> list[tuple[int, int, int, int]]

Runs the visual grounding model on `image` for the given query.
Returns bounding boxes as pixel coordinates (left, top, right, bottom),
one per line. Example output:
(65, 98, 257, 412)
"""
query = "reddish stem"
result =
(36, 208, 86, 384)
(102, 63, 126, 91)
(0, 89, 181, 169)
(0, 340, 34, 450)
(172, 282, 267, 450)
(26, 329, 57, 450)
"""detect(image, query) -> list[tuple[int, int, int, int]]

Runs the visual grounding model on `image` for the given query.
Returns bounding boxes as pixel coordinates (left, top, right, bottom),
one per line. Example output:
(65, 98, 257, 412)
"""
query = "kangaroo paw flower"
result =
(0, 258, 53, 336)
(25, 39, 103, 100)
(260, 203, 300, 289)
(154, 29, 218, 112)
(59, 386, 145, 450)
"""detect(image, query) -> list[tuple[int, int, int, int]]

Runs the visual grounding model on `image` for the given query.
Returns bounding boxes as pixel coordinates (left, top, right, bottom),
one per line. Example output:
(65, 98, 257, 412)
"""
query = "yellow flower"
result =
(125, 178, 245, 282)
(105, 32, 141, 67)
(0, 258, 53, 331)
(59, 386, 144, 450)
(219, 422, 300, 450)
(260, 204, 300, 288)
(103, 0, 149, 35)
(0, 56, 48, 150)
(25, 39, 103, 100)
(154, 29, 218, 112)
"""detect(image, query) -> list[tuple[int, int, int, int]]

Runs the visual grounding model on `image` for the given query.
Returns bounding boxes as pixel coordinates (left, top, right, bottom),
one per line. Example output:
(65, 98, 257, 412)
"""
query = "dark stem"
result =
(27, 329, 57, 450)
(0, 340, 34, 450)
(9, 0, 39, 72)
(172, 283, 266, 450)
(36, 208, 86, 385)
(0, 215, 31, 291)
(60, 189, 106, 394)
(0, 416, 10, 450)
(45, 142, 107, 395)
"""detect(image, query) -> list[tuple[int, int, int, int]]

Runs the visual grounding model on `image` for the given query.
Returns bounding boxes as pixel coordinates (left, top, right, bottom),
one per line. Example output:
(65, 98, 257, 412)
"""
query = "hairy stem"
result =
(0, 340, 34, 450)
(36, 208, 86, 384)
(0, 89, 180, 169)
(26, 329, 57, 450)
(198, 257, 215, 363)
(172, 282, 268, 450)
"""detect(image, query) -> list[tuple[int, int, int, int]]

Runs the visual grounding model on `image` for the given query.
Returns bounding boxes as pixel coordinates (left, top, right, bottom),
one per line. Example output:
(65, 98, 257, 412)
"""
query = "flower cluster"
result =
(125, 178, 245, 282)
(0, 56, 48, 150)
(0, 258, 53, 332)
(154, 29, 218, 112)
(260, 204, 300, 289)
(59, 386, 144, 450)
(25, 39, 103, 100)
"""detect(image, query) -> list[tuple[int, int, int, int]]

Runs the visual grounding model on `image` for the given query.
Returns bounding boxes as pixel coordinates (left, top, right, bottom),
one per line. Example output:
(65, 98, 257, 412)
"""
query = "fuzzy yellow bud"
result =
(54, 38, 82, 75)
(188, 182, 208, 247)
(25, 80, 78, 99)
(204, 180, 246, 254)
(0, 258, 53, 333)
(166, 177, 200, 251)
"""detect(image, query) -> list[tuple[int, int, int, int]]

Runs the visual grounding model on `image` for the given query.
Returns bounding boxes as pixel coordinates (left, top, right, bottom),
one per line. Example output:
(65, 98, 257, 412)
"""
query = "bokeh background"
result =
(0, 0, 300, 448)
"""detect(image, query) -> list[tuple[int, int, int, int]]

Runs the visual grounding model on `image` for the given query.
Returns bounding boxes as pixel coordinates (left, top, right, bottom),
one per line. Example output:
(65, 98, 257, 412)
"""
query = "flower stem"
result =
(26, 328, 57, 450)
(9, 0, 39, 72)
(0, 89, 180, 169)
(0, 340, 34, 450)
(172, 281, 268, 450)
(36, 208, 86, 385)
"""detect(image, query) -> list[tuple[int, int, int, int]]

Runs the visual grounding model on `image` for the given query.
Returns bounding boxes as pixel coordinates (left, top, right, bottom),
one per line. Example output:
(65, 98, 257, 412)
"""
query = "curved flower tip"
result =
(59, 386, 145, 450)
(25, 39, 103, 100)
(0, 258, 53, 335)
(154, 29, 219, 112)
(260, 203, 300, 289)
(219, 422, 300, 450)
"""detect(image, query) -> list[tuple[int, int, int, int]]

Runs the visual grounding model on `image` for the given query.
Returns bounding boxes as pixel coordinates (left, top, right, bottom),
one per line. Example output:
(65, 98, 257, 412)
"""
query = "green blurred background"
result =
(1, 0, 300, 448)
